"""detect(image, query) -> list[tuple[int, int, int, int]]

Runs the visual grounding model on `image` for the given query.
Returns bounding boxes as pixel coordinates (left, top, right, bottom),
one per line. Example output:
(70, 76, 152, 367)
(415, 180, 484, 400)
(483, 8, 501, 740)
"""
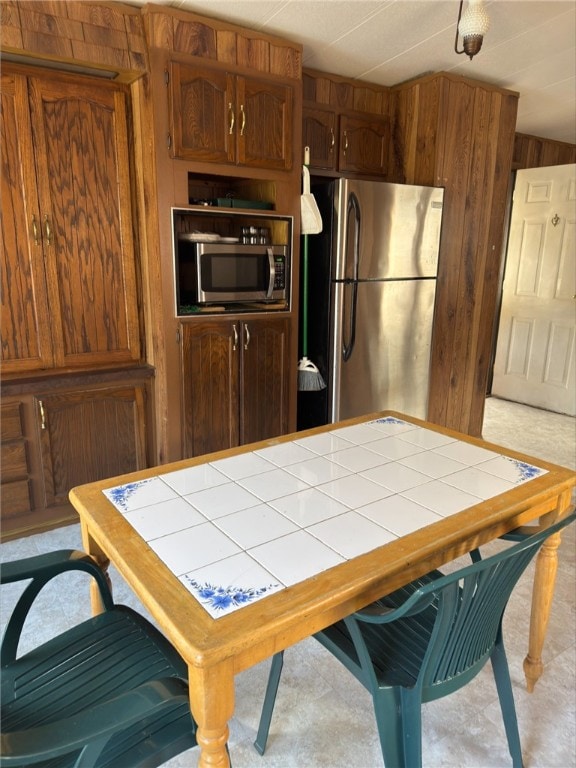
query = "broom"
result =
(298, 149, 326, 391)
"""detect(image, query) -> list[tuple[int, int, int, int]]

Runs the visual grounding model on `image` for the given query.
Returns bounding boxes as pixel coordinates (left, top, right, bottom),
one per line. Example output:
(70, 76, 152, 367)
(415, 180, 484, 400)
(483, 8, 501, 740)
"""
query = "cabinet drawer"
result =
(1, 442, 28, 481)
(1, 403, 24, 441)
(1, 479, 33, 516)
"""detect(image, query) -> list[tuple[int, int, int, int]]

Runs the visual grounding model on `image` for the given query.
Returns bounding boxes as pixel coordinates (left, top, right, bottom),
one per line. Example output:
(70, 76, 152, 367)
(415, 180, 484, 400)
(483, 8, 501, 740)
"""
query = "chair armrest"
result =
(354, 570, 443, 623)
(0, 677, 193, 764)
(1, 550, 114, 667)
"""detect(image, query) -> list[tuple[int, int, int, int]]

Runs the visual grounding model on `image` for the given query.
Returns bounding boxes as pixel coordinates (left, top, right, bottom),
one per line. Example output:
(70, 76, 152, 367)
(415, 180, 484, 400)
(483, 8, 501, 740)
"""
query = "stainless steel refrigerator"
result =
(297, 178, 444, 429)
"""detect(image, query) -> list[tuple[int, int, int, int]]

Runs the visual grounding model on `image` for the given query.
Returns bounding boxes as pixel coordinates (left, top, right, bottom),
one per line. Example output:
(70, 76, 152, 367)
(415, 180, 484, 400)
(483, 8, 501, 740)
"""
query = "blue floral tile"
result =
(180, 552, 283, 619)
(477, 455, 548, 484)
(103, 478, 177, 513)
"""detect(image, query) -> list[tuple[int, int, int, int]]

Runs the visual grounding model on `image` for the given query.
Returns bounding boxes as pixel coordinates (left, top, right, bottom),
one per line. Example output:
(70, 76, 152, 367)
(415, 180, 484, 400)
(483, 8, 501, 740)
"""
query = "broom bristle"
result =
(298, 357, 327, 391)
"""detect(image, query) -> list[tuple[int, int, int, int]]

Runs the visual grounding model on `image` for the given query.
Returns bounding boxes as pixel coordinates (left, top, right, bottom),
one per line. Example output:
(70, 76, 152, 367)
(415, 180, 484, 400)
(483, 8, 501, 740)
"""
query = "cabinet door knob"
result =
(38, 399, 46, 430)
(31, 215, 40, 245)
(228, 102, 235, 135)
(330, 128, 335, 152)
(244, 323, 250, 350)
(240, 104, 246, 136)
(43, 215, 53, 245)
(343, 130, 348, 155)
(232, 323, 239, 351)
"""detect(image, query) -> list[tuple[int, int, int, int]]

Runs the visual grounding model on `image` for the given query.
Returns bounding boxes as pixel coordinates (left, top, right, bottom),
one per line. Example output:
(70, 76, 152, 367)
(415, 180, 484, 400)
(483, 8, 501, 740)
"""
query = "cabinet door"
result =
(169, 62, 235, 164)
(28, 76, 141, 367)
(181, 321, 240, 457)
(303, 107, 337, 171)
(37, 386, 147, 508)
(237, 77, 293, 171)
(240, 318, 290, 445)
(339, 114, 389, 175)
(1, 72, 54, 372)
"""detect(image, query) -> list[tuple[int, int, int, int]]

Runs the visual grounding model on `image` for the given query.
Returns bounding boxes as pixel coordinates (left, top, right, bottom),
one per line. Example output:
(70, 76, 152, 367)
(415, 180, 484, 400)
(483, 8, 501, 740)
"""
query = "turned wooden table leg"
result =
(189, 661, 235, 768)
(523, 528, 562, 692)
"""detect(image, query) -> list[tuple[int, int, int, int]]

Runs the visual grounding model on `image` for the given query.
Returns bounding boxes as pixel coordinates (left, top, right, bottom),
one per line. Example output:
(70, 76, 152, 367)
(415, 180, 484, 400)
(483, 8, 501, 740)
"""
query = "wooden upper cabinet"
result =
(302, 107, 337, 171)
(28, 76, 140, 368)
(169, 62, 235, 164)
(169, 61, 293, 171)
(338, 114, 389, 175)
(1, 72, 54, 372)
(1, 67, 141, 374)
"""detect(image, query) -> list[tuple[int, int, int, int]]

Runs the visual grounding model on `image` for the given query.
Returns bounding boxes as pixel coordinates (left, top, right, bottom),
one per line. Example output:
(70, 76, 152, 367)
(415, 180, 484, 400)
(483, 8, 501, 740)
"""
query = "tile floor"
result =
(1, 397, 575, 767)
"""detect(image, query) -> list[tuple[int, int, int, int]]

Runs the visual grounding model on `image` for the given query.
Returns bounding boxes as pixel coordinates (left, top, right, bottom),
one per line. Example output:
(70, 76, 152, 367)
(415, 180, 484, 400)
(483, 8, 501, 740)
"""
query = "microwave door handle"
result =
(266, 247, 275, 299)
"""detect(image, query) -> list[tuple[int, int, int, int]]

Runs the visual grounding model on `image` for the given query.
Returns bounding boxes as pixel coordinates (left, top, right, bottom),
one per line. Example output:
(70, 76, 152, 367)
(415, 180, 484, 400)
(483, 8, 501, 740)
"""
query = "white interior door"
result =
(492, 164, 576, 415)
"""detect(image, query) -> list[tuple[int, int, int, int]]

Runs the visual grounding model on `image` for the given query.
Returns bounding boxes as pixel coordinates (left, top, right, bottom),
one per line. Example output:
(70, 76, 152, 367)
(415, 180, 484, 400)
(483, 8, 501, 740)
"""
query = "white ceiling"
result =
(138, 0, 576, 144)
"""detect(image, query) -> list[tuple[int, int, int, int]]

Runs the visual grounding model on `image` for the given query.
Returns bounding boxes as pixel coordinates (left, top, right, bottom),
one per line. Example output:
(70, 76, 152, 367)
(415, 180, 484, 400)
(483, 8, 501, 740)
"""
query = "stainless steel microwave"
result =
(176, 240, 289, 308)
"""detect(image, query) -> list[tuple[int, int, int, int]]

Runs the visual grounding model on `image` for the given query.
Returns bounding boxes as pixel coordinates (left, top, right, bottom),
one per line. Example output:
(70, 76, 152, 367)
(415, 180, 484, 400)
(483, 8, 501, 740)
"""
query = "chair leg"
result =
(373, 687, 411, 768)
(491, 637, 524, 768)
(254, 651, 284, 756)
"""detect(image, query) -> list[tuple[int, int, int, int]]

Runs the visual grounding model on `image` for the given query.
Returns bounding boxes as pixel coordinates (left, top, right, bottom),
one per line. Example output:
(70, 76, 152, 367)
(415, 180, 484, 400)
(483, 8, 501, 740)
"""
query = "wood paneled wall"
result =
(513, 132, 576, 169)
(0, 0, 148, 81)
(390, 73, 519, 436)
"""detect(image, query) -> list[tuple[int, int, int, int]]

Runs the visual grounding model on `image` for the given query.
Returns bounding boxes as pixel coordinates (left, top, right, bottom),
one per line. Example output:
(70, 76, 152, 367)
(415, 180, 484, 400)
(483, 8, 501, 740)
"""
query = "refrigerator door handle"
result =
(342, 192, 360, 361)
(342, 281, 358, 362)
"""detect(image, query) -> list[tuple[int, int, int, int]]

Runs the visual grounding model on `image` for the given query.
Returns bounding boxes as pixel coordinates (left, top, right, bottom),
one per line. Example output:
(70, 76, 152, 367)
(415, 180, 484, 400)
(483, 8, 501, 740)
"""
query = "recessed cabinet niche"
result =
(181, 318, 290, 457)
(0, 68, 141, 374)
(169, 61, 293, 170)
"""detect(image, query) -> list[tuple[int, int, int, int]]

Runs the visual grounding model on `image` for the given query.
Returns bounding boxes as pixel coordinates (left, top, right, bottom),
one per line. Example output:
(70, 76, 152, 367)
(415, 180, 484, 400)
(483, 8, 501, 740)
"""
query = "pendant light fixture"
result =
(454, 0, 490, 60)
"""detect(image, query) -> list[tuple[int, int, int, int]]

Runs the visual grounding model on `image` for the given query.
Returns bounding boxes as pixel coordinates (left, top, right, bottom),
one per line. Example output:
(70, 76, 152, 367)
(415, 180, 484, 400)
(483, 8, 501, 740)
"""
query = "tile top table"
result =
(70, 411, 575, 768)
(102, 415, 548, 620)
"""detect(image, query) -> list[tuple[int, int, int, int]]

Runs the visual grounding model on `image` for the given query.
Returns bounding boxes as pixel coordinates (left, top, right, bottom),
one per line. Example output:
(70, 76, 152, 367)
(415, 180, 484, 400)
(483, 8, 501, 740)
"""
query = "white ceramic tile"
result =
(180, 552, 284, 619)
(398, 451, 467, 479)
(318, 474, 392, 508)
(397, 426, 457, 449)
(103, 477, 177, 513)
(254, 442, 316, 466)
(433, 441, 500, 465)
(149, 522, 241, 575)
(477, 455, 548, 484)
(308, 511, 397, 559)
(249, 530, 344, 586)
(327, 445, 387, 472)
(329, 423, 384, 445)
(360, 462, 431, 492)
(184, 483, 261, 520)
(270, 488, 350, 527)
(209, 452, 276, 480)
(159, 464, 230, 495)
(364, 436, 424, 460)
(284, 456, 351, 485)
(358, 495, 444, 537)
(441, 467, 515, 499)
(236, 468, 309, 501)
(294, 432, 355, 455)
(124, 497, 206, 539)
(401, 480, 483, 517)
(213, 504, 298, 549)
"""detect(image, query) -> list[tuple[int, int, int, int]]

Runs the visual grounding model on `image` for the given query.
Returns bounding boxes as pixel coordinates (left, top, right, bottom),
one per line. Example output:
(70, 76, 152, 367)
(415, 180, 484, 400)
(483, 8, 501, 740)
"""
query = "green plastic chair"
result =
(255, 511, 576, 768)
(1, 549, 198, 768)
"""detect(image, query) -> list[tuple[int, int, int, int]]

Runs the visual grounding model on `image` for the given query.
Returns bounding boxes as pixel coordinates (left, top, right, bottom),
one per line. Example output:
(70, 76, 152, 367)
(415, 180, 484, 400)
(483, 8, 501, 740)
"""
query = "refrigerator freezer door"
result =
(331, 279, 437, 421)
(335, 179, 444, 280)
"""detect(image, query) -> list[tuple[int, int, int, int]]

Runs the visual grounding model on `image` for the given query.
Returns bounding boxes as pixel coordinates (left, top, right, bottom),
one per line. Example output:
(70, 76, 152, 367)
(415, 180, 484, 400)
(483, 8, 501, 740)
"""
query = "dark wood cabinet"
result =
(181, 317, 290, 457)
(0, 376, 150, 541)
(1, 68, 141, 374)
(302, 107, 337, 171)
(338, 114, 389, 175)
(37, 386, 148, 509)
(169, 61, 293, 171)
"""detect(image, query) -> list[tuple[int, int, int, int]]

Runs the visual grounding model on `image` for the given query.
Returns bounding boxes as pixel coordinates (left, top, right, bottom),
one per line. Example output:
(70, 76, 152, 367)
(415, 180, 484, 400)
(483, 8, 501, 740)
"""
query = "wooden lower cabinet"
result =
(0, 377, 150, 540)
(181, 317, 291, 457)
